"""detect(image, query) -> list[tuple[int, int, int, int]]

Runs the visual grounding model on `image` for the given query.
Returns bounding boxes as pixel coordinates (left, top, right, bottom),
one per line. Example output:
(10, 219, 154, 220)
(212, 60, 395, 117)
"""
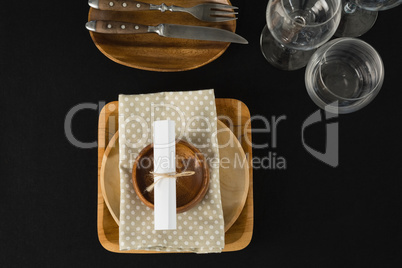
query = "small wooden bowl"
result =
(132, 140, 209, 213)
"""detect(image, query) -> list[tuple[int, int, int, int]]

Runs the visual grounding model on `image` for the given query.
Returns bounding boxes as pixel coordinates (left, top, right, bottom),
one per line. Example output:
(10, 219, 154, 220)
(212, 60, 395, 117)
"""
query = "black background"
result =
(1, 1, 401, 267)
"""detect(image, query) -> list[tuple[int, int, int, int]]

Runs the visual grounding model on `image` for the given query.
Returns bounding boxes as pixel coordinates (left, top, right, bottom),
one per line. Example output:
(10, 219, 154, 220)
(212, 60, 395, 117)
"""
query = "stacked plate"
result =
(100, 120, 249, 232)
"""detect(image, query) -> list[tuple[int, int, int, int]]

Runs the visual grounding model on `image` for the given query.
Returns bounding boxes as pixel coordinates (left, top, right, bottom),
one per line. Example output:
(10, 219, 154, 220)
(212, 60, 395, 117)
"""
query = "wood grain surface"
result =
(100, 119, 249, 232)
(88, 0, 236, 71)
(97, 99, 253, 253)
(132, 140, 210, 213)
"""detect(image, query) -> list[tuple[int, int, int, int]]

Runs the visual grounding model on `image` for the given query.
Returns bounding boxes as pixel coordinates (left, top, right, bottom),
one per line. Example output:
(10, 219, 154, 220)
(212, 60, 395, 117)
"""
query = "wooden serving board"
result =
(97, 98, 253, 252)
(88, 0, 236, 72)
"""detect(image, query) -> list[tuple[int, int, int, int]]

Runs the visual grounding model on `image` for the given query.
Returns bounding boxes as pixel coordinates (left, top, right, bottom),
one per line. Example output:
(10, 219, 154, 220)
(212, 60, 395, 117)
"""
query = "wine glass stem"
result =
(344, 2, 357, 14)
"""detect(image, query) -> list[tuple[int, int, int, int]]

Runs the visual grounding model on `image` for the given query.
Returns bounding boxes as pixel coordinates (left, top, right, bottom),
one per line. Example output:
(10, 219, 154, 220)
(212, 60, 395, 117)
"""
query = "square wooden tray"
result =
(97, 98, 253, 253)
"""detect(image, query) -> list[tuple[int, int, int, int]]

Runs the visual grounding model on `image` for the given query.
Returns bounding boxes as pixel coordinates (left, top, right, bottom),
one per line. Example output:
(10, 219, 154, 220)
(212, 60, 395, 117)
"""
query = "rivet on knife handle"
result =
(89, 0, 151, 11)
(86, 20, 149, 34)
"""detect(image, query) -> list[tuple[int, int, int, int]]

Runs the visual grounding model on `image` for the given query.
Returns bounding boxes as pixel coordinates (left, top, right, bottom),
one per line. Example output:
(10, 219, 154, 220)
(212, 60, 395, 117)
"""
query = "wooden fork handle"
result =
(90, 0, 151, 11)
(87, 20, 150, 34)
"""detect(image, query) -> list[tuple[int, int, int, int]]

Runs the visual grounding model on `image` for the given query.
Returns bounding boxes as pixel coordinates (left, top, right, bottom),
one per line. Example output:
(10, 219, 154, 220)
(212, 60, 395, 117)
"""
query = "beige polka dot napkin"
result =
(118, 89, 224, 253)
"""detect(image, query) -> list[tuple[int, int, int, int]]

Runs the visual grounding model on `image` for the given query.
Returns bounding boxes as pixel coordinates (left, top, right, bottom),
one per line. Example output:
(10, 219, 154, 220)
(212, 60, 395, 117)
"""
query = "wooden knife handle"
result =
(94, 0, 151, 11)
(91, 21, 149, 34)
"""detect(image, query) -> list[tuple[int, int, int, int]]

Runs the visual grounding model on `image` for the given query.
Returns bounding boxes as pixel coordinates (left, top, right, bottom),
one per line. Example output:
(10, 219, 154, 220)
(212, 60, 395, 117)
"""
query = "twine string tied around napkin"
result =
(145, 171, 195, 192)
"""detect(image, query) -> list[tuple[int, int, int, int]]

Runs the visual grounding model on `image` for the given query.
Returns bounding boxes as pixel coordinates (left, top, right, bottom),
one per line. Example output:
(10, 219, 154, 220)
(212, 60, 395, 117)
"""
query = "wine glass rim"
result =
(361, 0, 402, 11)
(279, 0, 342, 27)
(318, 38, 384, 101)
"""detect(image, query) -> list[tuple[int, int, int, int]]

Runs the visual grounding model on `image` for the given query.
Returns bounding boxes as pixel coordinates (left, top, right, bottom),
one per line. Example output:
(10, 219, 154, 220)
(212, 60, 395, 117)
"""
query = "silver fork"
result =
(88, 0, 238, 22)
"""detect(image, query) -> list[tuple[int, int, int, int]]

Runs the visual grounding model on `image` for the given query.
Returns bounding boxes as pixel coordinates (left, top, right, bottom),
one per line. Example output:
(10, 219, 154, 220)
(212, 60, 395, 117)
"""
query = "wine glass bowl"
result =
(261, 0, 342, 70)
(335, 0, 401, 37)
(267, 0, 342, 50)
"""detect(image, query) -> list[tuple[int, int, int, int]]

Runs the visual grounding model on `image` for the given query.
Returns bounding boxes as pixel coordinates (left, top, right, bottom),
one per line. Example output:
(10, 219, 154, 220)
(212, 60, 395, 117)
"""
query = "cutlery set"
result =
(86, 0, 248, 44)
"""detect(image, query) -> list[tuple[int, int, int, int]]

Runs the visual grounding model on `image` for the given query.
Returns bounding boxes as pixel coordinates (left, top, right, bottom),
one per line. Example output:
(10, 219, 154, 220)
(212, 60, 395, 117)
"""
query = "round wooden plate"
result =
(100, 120, 249, 232)
(88, 0, 236, 72)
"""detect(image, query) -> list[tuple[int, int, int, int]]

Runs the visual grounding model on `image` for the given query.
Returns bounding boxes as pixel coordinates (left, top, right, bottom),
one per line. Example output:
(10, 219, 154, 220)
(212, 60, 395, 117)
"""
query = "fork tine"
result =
(210, 11, 238, 16)
(207, 3, 239, 10)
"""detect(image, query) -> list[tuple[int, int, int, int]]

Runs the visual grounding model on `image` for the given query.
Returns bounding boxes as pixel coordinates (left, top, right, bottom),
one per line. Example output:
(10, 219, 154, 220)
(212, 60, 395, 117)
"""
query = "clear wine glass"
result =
(260, 0, 342, 70)
(335, 0, 401, 37)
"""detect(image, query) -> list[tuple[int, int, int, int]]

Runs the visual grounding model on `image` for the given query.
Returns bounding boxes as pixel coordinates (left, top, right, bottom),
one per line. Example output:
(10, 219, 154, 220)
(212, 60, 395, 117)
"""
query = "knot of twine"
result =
(145, 171, 195, 192)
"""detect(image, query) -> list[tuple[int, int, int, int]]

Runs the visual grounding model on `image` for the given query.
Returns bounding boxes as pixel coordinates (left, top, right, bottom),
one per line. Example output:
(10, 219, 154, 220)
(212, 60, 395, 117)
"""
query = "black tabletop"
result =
(1, 1, 401, 267)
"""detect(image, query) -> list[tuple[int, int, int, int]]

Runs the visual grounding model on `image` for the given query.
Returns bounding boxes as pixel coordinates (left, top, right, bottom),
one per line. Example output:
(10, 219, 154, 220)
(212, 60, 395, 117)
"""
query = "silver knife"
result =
(86, 20, 248, 44)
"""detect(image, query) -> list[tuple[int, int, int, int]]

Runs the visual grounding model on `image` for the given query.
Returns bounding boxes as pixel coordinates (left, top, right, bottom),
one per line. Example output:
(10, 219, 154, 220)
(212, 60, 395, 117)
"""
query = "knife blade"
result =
(86, 20, 248, 44)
